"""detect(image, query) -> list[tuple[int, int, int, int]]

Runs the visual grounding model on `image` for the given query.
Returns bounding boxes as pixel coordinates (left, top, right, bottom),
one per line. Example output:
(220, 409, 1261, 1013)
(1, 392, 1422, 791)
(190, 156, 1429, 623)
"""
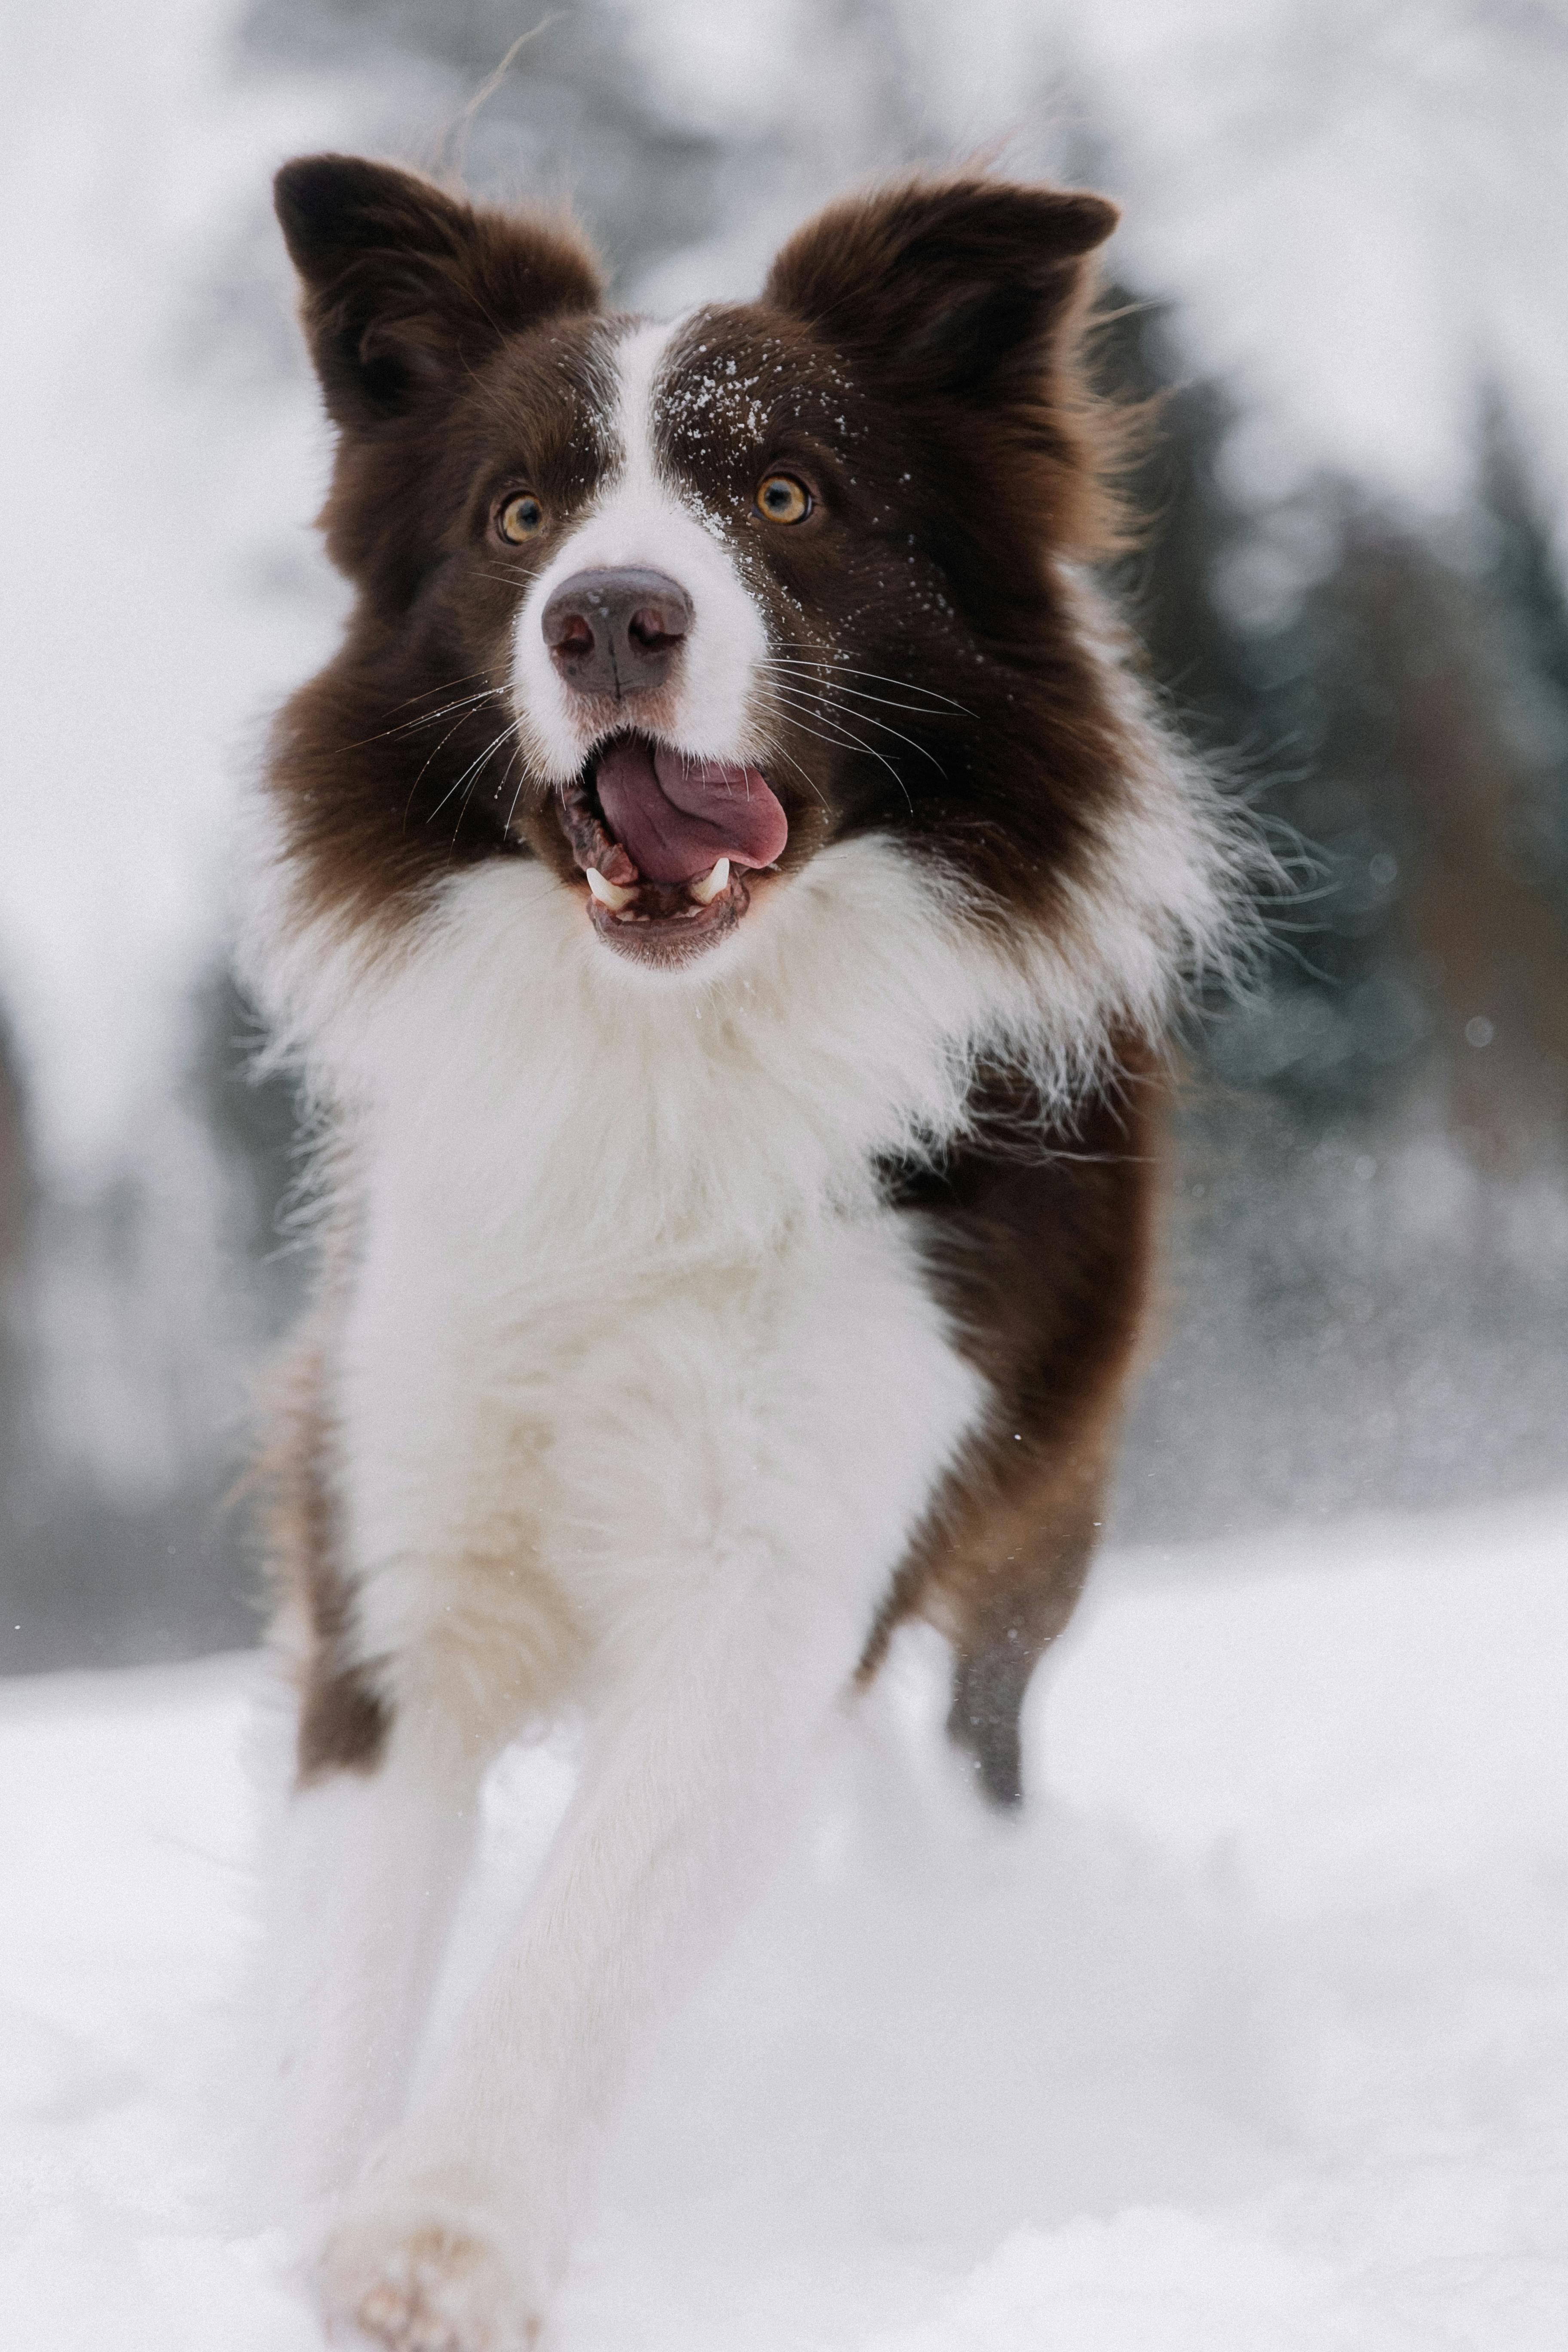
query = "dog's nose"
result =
(542, 568, 693, 698)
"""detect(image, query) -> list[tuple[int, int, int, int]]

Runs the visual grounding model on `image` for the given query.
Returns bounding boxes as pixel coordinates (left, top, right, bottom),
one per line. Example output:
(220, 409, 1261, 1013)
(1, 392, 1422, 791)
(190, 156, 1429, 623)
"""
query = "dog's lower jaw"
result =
(585, 864, 752, 965)
(319, 2164, 546, 2352)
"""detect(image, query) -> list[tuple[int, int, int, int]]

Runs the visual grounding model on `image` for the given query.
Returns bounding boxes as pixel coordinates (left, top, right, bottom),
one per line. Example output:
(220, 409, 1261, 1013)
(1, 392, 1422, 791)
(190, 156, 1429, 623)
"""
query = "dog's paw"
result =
(319, 2205, 539, 2352)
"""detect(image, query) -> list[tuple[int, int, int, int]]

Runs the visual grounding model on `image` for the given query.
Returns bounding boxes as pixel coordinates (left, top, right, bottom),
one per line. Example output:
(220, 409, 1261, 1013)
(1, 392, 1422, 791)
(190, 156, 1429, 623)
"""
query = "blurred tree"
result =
(1326, 521, 1568, 1169)
(186, 965, 312, 1345)
(0, 1005, 33, 1570)
(1099, 297, 1568, 1157)
(1096, 294, 1418, 1116)
(0, 1000, 29, 1287)
(0, 978, 290, 1676)
(243, 0, 726, 294)
(1477, 390, 1568, 938)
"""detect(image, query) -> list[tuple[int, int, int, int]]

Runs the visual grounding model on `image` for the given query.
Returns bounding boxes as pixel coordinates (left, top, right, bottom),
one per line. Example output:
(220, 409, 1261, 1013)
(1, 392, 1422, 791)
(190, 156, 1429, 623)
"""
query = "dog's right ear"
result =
(274, 155, 603, 429)
(764, 177, 1117, 413)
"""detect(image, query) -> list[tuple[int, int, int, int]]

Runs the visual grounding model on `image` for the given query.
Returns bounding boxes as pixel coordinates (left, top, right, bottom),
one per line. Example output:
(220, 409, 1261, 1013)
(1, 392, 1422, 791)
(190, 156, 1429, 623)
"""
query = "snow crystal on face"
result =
(3, 1494, 1568, 2348)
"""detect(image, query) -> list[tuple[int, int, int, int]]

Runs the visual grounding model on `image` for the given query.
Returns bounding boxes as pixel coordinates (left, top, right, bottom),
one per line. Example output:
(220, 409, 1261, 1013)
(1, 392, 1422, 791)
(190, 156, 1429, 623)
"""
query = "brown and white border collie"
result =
(244, 154, 1240, 2349)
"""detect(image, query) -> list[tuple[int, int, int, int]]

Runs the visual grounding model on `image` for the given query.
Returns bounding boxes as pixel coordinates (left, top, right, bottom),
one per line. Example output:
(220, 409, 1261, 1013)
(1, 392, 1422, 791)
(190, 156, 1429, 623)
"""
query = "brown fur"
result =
(263, 1329, 389, 1784)
(866, 1060, 1159, 1802)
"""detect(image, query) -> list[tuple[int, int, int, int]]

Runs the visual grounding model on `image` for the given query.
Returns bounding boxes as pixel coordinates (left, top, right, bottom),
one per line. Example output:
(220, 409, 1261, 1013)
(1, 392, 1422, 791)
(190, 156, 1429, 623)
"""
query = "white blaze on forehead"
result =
(511, 316, 769, 782)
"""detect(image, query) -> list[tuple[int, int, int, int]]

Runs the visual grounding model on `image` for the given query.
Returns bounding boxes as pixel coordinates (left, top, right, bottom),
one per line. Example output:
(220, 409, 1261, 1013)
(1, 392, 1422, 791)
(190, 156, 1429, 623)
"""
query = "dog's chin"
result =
(585, 869, 753, 970)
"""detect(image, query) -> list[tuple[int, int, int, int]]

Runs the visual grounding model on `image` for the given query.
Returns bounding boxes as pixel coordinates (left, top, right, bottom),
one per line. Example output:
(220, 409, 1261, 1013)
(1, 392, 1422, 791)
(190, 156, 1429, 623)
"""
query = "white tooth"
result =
(585, 867, 636, 911)
(689, 858, 730, 906)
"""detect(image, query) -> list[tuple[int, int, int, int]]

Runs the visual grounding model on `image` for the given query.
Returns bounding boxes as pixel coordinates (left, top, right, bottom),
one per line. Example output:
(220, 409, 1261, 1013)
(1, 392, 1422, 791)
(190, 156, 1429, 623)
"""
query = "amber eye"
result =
(496, 492, 545, 544)
(756, 474, 812, 524)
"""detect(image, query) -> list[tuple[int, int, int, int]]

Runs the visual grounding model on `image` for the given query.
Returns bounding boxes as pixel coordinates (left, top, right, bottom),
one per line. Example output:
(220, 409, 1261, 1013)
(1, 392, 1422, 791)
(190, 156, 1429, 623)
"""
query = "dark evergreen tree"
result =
(186, 965, 312, 1344)
(1476, 389, 1568, 934)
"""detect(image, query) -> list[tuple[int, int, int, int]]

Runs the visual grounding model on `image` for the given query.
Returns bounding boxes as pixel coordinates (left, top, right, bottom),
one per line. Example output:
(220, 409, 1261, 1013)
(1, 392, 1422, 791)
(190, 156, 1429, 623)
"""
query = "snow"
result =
(4, 1495, 1566, 2348)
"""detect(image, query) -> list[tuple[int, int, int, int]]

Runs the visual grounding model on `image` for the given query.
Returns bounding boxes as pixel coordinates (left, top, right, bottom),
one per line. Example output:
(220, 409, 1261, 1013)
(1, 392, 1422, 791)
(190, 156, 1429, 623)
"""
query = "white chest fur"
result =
(335, 1173, 986, 1723)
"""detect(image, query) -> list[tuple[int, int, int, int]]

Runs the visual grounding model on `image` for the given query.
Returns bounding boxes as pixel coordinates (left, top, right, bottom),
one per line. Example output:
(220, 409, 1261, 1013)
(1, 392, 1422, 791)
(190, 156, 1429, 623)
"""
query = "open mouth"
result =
(555, 732, 789, 963)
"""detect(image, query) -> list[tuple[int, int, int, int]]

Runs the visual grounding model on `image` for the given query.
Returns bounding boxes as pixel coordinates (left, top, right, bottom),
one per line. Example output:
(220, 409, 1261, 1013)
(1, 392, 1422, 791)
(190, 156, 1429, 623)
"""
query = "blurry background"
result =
(2, 0, 1565, 1671)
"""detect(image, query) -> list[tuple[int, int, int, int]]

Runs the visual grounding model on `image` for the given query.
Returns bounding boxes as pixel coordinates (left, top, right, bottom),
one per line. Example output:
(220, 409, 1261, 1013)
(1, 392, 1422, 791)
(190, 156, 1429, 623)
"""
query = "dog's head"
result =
(272, 156, 1121, 978)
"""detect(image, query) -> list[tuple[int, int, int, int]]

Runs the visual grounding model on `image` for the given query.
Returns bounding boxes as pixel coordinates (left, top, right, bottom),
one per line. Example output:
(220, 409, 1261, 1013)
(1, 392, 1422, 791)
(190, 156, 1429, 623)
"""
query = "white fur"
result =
(252, 1735, 484, 2215)
(509, 318, 770, 781)
(301, 1207, 983, 2337)
(239, 369, 1247, 2349)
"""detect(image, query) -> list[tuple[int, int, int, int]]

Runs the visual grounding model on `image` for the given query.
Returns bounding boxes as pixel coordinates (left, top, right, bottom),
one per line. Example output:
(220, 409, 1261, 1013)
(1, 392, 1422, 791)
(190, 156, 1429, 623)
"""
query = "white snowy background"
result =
(3, 0, 1567, 2343)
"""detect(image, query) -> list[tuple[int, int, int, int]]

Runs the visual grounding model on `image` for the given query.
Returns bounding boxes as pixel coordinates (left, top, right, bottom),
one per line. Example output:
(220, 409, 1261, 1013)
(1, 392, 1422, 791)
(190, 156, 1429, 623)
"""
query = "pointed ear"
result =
(273, 154, 603, 428)
(763, 178, 1118, 404)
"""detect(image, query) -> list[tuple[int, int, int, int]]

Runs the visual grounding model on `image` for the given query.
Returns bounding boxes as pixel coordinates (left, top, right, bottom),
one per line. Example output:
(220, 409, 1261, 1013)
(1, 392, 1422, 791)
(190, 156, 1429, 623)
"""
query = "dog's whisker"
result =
(385, 693, 499, 745)
(428, 713, 527, 833)
(404, 706, 507, 828)
(760, 681, 942, 785)
(769, 658, 974, 715)
(502, 745, 539, 839)
(752, 687, 919, 812)
(380, 668, 494, 715)
(342, 686, 499, 757)
(772, 674, 966, 722)
(466, 720, 533, 833)
(741, 724, 829, 811)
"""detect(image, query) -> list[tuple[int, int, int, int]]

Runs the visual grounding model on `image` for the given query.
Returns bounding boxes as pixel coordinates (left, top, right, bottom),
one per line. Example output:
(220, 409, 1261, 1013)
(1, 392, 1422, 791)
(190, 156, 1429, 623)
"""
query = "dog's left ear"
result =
(274, 153, 603, 429)
(763, 178, 1117, 404)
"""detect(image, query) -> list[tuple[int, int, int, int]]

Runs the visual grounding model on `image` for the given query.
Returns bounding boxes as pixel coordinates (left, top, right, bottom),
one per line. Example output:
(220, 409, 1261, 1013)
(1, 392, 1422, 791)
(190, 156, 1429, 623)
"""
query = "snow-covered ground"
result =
(4, 1493, 1566, 2349)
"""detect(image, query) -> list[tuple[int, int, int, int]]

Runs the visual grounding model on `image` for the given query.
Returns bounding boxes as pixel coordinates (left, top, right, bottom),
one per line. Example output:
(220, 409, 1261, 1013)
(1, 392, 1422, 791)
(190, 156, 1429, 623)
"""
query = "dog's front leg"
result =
(253, 1715, 487, 2220)
(315, 1540, 867, 2349)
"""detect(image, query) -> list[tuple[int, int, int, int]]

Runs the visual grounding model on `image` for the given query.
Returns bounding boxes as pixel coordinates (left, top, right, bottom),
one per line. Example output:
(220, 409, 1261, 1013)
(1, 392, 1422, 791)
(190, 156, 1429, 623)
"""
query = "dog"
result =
(244, 151, 1237, 2350)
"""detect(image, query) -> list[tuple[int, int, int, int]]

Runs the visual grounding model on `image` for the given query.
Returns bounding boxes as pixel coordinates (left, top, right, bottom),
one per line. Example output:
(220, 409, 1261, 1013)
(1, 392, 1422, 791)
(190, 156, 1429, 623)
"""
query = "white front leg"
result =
(254, 1730, 484, 2217)
(316, 1216, 986, 2350)
(320, 1560, 858, 2342)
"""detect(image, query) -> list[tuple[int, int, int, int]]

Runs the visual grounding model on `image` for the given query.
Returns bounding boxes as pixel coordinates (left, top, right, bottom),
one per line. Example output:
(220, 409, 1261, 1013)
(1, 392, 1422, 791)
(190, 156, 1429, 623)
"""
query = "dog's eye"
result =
(496, 493, 545, 544)
(756, 474, 812, 525)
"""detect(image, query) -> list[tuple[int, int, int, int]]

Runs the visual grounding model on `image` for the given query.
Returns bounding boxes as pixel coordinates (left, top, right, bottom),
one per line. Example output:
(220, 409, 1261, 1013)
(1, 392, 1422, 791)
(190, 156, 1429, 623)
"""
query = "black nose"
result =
(542, 567, 693, 698)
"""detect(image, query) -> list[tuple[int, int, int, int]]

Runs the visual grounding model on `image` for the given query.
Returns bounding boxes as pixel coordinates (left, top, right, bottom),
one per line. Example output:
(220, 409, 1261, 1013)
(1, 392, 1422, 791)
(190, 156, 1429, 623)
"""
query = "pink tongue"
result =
(594, 739, 787, 885)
